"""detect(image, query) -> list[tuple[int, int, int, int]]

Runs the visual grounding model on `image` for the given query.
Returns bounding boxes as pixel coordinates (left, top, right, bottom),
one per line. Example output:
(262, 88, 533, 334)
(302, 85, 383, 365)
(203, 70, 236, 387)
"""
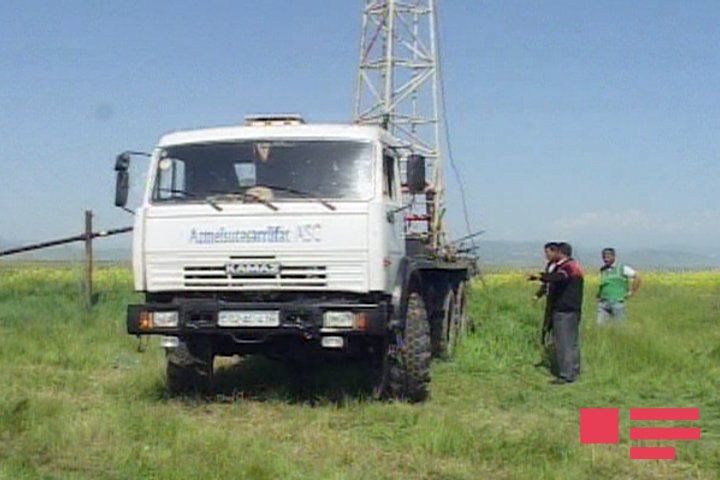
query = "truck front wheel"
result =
(166, 339, 214, 396)
(375, 291, 431, 402)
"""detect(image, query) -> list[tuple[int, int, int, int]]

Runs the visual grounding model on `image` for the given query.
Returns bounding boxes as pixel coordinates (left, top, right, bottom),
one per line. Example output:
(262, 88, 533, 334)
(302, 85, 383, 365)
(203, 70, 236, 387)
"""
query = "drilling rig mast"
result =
(354, 0, 446, 252)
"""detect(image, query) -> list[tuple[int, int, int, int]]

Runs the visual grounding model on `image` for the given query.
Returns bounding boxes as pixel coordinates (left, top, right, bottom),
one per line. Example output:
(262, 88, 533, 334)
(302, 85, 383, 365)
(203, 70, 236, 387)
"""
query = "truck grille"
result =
(145, 252, 367, 292)
(183, 262, 328, 288)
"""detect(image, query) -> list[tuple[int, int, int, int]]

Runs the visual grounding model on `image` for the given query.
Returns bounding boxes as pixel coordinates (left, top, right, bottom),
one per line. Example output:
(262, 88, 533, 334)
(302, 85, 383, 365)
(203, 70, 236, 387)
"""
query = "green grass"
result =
(1, 265, 719, 479)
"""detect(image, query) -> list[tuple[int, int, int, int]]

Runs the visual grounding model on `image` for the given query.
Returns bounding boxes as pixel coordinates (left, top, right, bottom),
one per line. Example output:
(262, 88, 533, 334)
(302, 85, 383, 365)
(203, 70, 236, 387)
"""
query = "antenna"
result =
(354, 0, 446, 251)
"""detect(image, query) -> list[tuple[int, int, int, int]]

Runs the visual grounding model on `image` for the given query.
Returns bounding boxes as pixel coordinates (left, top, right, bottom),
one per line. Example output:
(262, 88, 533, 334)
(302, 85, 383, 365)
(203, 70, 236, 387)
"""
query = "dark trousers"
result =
(551, 311, 581, 382)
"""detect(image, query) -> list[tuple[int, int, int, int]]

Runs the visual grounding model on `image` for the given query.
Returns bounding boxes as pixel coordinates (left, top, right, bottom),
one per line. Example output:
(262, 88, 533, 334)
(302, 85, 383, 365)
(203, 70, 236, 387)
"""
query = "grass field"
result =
(1, 265, 718, 479)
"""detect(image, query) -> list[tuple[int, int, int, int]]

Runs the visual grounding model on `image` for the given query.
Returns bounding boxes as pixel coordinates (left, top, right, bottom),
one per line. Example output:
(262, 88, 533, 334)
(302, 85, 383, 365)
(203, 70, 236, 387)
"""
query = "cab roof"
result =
(158, 123, 403, 149)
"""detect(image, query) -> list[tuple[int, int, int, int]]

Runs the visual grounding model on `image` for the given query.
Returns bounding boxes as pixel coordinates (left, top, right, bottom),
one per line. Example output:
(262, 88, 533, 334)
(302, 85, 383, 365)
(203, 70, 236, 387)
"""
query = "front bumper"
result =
(126, 300, 389, 343)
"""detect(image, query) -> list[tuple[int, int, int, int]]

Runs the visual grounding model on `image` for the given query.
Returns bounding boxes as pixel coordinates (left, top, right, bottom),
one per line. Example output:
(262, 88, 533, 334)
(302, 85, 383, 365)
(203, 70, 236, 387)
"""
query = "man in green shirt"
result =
(597, 248, 641, 324)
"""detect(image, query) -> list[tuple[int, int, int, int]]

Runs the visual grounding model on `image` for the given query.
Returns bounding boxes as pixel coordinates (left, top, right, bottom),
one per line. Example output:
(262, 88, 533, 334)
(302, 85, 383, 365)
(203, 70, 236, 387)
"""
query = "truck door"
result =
(383, 148, 404, 289)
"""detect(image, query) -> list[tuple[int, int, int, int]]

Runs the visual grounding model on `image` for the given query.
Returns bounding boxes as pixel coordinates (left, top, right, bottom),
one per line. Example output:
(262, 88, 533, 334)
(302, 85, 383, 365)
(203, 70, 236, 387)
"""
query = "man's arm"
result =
(624, 265, 641, 297)
(528, 271, 547, 301)
(540, 269, 569, 284)
(629, 273, 641, 297)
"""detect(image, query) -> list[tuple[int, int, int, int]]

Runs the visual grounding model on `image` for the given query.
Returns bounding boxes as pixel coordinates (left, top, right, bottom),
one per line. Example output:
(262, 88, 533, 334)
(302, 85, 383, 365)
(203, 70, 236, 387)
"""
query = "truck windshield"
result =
(152, 140, 373, 203)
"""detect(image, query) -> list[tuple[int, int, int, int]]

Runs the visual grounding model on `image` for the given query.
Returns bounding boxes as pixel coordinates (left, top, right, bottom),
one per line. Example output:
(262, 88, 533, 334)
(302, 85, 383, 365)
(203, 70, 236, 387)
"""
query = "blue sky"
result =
(1, 1, 718, 251)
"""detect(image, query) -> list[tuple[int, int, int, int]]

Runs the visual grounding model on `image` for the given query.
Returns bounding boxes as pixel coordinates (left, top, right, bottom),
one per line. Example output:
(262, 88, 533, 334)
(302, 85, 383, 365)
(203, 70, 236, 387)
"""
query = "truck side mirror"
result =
(406, 154, 426, 194)
(114, 153, 131, 208)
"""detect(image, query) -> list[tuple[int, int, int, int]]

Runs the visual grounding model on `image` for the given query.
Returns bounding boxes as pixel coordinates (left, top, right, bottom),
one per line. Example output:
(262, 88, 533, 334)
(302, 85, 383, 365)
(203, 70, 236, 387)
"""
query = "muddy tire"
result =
(428, 286, 443, 359)
(371, 339, 393, 400)
(166, 339, 214, 396)
(433, 289, 455, 359)
(375, 292, 431, 402)
(448, 282, 473, 357)
(456, 282, 471, 333)
(446, 290, 460, 358)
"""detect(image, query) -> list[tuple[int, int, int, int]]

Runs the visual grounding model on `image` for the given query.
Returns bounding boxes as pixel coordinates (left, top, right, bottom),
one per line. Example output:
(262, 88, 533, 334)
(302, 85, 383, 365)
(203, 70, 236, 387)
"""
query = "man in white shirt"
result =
(597, 248, 641, 324)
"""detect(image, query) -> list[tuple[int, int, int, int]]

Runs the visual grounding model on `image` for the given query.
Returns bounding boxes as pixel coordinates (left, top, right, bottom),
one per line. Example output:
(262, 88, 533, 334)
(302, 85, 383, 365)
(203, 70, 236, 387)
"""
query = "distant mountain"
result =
(95, 248, 132, 262)
(2, 236, 717, 269)
(0, 238, 20, 255)
(617, 248, 719, 270)
(0, 240, 131, 262)
(477, 241, 719, 270)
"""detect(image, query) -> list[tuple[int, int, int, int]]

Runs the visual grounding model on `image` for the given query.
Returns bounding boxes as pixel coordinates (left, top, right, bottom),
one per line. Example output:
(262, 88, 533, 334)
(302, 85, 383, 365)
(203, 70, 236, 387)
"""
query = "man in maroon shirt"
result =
(527, 242, 560, 374)
(538, 242, 584, 384)
(530, 242, 560, 343)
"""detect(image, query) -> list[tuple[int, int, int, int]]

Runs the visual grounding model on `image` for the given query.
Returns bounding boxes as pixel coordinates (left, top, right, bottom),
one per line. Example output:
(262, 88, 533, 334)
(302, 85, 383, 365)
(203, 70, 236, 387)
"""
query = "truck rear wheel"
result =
(166, 339, 214, 396)
(448, 283, 472, 357)
(446, 290, 459, 358)
(456, 282, 470, 333)
(375, 291, 431, 402)
(433, 289, 455, 359)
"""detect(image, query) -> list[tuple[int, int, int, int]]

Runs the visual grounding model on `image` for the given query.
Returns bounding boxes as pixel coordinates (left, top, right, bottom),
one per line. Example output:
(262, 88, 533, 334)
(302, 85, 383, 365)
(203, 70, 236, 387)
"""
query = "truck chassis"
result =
(128, 254, 474, 402)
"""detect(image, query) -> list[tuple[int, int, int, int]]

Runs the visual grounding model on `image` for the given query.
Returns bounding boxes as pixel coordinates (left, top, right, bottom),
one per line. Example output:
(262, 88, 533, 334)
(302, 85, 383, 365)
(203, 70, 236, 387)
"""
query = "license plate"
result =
(218, 311, 280, 328)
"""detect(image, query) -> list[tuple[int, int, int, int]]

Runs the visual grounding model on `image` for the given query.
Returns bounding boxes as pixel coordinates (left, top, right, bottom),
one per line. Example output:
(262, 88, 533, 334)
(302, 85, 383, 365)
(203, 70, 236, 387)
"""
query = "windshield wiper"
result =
(204, 185, 335, 212)
(255, 184, 336, 211)
(207, 191, 279, 212)
(156, 188, 223, 212)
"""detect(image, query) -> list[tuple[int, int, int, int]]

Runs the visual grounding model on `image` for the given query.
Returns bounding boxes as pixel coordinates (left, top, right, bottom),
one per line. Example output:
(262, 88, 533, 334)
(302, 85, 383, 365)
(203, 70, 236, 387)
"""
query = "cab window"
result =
(383, 149, 398, 200)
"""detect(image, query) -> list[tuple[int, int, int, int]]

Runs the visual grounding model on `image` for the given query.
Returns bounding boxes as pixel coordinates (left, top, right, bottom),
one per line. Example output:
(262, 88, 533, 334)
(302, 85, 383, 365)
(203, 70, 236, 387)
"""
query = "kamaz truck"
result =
(115, 115, 475, 401)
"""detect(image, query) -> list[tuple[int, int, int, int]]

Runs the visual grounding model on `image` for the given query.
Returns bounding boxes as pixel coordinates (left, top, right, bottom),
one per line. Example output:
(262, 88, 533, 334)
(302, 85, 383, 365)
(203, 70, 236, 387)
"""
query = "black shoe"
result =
(550, 378, 575, 385)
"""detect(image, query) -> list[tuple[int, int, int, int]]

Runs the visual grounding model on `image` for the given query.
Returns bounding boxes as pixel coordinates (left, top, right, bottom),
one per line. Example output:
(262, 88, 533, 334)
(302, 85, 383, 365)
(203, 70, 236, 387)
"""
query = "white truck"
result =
(115, 115, 475, 401)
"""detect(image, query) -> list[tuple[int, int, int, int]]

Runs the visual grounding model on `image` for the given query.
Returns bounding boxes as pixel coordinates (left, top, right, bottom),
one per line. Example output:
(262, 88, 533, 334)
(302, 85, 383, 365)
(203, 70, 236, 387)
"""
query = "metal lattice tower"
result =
(354, 0, 446, 249)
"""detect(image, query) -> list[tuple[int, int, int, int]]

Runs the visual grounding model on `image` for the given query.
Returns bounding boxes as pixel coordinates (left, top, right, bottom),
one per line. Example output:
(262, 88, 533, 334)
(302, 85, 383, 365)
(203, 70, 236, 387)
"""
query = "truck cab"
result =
(116, 116, 473, 401)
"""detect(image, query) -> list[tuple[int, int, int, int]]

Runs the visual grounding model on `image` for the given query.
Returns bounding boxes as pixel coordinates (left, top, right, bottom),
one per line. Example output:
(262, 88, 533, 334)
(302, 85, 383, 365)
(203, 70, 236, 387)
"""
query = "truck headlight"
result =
(323, 311, 355, 329)
(160, 336, 180, 348)
(153, 311, 179, 328)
